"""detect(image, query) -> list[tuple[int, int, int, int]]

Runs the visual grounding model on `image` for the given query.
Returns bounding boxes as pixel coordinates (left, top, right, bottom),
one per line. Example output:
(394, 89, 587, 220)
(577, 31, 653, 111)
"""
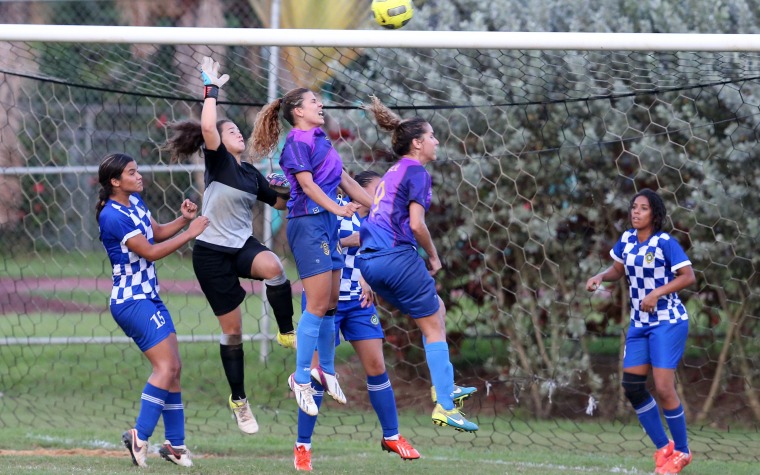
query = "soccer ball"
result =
(371, 0, 414, 30)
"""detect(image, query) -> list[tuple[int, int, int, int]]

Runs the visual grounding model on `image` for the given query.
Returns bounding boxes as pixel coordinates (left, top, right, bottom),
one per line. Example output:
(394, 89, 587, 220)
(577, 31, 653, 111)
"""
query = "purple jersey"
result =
(278, 127, 343, 218)
(359, 157, 432, 252)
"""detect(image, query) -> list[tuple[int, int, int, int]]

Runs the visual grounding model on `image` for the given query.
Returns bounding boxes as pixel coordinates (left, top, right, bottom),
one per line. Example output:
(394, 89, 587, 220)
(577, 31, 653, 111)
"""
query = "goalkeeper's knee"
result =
(621, 372, 650, 407)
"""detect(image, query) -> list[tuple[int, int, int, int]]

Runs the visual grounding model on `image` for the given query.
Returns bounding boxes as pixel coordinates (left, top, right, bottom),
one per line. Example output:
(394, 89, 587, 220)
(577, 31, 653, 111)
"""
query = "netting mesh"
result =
(2, 0, 760, 465)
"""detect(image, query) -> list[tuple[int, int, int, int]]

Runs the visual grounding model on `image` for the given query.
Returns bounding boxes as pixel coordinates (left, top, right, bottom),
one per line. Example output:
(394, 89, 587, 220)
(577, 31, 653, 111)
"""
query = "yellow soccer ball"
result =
(371, 0, 414, 30)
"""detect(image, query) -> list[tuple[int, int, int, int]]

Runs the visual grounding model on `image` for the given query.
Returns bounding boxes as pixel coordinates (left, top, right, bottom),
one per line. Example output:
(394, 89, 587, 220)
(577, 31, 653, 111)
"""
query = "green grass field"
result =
(2, 251, 759, 473)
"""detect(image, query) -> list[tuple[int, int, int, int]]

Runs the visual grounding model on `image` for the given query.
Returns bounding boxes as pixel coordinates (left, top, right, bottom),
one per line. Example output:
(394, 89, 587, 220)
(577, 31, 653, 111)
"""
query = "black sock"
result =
(220, 343, 246, 400)
(266, 280, 295, 334)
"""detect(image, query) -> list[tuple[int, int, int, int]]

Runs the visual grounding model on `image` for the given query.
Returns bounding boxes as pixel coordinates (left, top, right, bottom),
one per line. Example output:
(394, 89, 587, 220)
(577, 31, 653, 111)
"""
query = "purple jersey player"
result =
(249, 87, 373, 468)
(356, 95, 479, 434)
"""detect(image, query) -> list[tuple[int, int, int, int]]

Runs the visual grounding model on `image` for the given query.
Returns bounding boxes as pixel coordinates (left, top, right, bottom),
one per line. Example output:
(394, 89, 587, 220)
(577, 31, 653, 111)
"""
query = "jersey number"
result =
(371, 181, 386, 217)
(150, 310, 166, 329)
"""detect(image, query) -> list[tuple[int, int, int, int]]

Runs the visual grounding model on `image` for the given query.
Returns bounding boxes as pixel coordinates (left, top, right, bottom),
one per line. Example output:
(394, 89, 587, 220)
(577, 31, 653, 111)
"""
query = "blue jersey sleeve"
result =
(610, 235, 626, 263)
(662, 234, 691, 271)
(100, 200, 144, 245)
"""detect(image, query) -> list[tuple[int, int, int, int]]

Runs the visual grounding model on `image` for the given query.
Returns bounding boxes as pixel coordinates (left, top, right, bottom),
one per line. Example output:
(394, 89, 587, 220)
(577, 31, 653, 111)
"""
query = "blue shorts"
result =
(356, 247, 440, 319)
(335, 299, 384, 345)
(623, 319, 689, 369)
(110, 298, 176, 352)
(300, 293, 384, 345)
(287, 212, 343, 279)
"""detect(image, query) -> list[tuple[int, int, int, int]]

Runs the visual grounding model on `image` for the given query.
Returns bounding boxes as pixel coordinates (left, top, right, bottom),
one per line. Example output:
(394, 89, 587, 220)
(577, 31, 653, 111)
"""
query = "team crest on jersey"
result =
(370, 314, 379, 325)
(645, 252, 654, 263)
(321, 241, 330, 255)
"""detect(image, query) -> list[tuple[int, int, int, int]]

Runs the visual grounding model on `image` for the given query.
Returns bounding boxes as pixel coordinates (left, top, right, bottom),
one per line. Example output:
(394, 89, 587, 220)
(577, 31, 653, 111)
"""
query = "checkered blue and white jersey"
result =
(610, 229, 691, 327)
(337, 196, 364, 302)
(98, 193, 159, 305)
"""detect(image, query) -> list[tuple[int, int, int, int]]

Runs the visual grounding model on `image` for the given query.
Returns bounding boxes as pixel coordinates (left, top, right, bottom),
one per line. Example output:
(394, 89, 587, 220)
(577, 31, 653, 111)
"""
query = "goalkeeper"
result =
(162, 56, 295, 436)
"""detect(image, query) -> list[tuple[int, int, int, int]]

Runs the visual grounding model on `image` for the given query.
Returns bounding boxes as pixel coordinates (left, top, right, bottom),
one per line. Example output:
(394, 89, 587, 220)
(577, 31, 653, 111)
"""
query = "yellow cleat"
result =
(431, 403, 478, 432)
(276, 331, 296, 349)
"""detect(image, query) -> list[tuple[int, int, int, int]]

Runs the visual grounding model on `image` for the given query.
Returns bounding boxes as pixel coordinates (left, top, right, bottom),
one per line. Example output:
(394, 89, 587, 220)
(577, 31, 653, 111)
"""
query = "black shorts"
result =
(192, 237, 270, 316)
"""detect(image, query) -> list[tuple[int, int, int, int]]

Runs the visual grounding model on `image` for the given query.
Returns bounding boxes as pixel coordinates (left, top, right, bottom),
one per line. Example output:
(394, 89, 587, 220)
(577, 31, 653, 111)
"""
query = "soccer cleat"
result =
(656, 450, 692, 474)
(653, 440, 675, 470)
(310, 366, 347, 405)
(276, 331, 296, 349)
(293, 444, 313, 471)
(159, 440, 193, 467)
(122, 428, 148, 467)
(431, 384, 477, 408)
(431, 403, 479, 432)
(289, 373, 319, 416)
(229, 395, 260, 434)
(381, 435, 420, 460)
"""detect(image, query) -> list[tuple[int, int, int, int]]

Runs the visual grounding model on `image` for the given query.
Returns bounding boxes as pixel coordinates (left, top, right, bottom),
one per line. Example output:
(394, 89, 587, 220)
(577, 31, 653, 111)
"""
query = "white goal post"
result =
(2, 24, 760, 51)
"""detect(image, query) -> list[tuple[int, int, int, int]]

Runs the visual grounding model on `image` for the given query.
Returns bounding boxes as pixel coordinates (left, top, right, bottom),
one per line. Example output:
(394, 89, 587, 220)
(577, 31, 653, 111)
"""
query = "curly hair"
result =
(248, 87, 310, 159)
(631, 188, 667, 233)
(362, 95, 429, 157)
(162, 119, 232, 161)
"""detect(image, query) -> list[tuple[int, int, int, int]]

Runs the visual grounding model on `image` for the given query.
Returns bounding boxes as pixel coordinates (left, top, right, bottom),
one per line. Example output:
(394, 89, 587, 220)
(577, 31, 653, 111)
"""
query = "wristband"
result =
(277, 192, 290, 200)
(204, 85, 219, 100)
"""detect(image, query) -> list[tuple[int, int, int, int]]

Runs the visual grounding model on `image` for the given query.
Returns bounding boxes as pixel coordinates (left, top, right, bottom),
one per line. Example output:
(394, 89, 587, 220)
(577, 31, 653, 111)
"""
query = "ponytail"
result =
(363, 95, 428, 157)
(248, 87, 311, 159)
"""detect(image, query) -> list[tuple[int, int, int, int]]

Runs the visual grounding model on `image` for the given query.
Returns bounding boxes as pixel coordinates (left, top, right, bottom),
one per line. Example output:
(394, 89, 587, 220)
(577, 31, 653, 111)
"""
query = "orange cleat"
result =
(656, 450, 692, 474)
(381, 435, 420, 460)
(653, 440, 674, 470)
(294, 444, 312, 471)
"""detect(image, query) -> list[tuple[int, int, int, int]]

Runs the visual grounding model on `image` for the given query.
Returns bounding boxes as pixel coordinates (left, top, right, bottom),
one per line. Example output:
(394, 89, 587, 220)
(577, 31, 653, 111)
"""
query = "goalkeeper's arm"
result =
(199, 56, 230, 151)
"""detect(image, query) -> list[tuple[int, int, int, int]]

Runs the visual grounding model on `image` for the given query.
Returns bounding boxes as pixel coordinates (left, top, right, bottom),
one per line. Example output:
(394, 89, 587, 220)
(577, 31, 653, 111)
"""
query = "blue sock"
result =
(135, 382, 168, 441)
(664, 404, 689, 453)
(295, 311, 322, 384)
(317, 315, 336, 374)
(296, 381, 324, 444)
(367, 372, 399, 438)
(634, 395, 669, 449)
(424, 341, 455, 410)
(162, 391, 185, 446)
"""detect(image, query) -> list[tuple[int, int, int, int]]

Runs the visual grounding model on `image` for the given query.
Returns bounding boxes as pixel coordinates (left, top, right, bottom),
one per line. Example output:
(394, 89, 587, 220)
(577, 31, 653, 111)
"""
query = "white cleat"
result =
(159, 440, 193, 467)
(289, 373, 319, 416)
(122, 428, 148, 467)
(229, 396, 260, 434)
(310, 367, 347, 405)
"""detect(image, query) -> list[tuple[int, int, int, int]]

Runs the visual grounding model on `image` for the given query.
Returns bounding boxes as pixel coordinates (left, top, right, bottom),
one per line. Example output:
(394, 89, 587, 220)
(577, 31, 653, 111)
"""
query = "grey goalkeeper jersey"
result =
(196, 144, 278, 252)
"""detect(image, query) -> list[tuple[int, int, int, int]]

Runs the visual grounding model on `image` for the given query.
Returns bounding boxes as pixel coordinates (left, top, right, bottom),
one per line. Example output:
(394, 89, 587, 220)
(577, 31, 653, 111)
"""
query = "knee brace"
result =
(621, 372, 650, 407)
(325, 308, 337, 317)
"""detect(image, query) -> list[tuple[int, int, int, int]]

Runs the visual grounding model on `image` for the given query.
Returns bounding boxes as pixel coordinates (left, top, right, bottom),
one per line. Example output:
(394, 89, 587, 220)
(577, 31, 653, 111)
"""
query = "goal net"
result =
(1, 22, 759, 461)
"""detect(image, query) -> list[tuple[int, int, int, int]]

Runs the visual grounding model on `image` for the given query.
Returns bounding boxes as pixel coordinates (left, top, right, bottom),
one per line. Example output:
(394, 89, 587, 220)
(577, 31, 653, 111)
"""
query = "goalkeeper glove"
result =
(266, 172, 291, 199)
(200, 56, 230, 100)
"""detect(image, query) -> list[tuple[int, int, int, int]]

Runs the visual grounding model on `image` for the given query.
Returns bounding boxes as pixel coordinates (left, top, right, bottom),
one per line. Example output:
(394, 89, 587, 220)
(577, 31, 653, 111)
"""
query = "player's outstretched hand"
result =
(586, 277, 602, 292)
(334, 202, 360, 218)
(180, 199, 199, 220)
(187, 215, 210, 238)
(200, 56, 230, 88)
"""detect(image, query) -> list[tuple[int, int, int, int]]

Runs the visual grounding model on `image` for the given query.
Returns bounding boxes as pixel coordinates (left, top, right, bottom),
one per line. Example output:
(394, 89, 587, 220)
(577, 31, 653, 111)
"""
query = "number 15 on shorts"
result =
(150, 310, 166, 329)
